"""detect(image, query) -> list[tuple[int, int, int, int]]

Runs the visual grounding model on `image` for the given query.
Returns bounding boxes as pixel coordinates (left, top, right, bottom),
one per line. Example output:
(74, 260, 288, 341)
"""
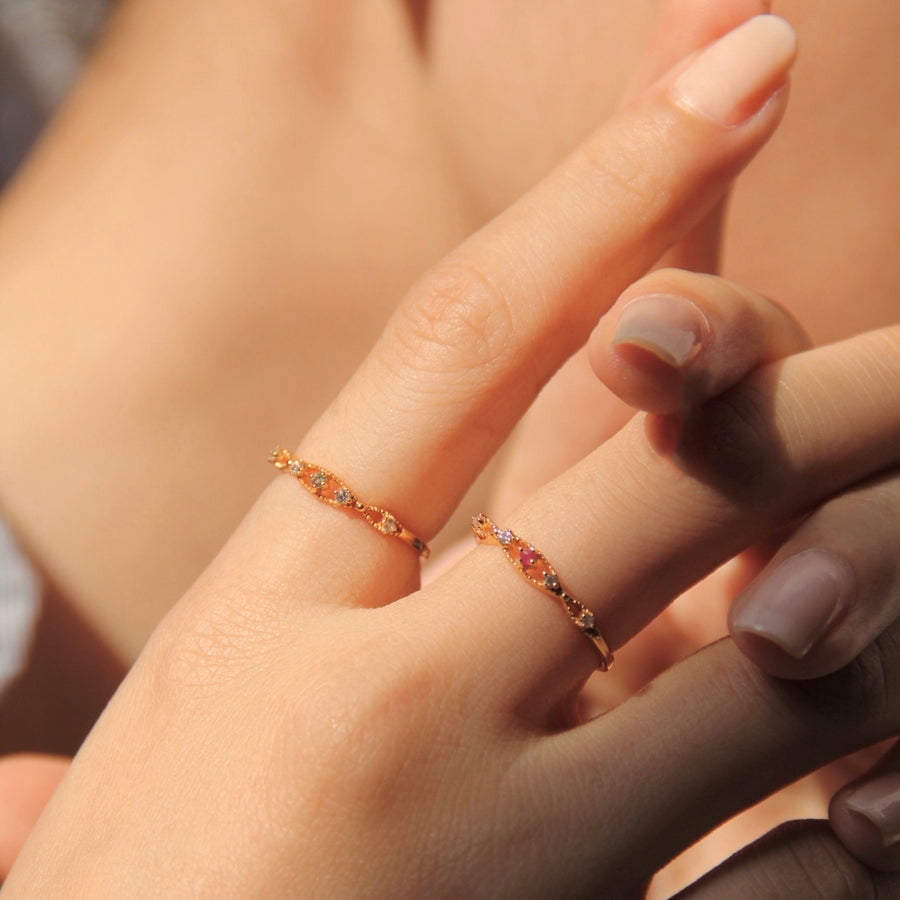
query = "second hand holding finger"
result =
(590, 270, 900, 685)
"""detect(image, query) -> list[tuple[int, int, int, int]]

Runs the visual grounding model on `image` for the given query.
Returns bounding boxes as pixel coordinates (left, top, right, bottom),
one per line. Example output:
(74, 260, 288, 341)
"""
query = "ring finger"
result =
(434, 317, 900, 718)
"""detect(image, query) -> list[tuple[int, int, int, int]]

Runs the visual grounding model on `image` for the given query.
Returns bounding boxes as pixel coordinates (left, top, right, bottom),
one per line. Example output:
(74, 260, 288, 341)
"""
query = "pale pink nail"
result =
(843, 774, 900, 847)
(673, 15, 798, 126)
(613, 294, 709, 367)
(732, 549, 855, 659)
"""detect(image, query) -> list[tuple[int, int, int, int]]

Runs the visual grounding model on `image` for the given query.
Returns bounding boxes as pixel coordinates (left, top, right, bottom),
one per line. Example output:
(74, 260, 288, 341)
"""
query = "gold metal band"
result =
(471, 514, 613, 671)
(269, 446, 430, 559)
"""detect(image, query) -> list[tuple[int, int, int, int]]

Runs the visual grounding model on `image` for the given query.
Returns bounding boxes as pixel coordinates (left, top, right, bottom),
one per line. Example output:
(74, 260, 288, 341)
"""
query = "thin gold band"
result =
(269, 446, 430, 559)
(471, 514, 613, 671)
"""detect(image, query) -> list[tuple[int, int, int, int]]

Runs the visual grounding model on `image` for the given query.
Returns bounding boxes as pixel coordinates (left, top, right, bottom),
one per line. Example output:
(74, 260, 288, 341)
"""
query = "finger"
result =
(0, 754, 69, 879)
(632, 2, 775, 277)
(225, 15, 798, 610)
(589, 269, 810, 414)
(672, 820, 899, 899)
(533, 629, 900, 895)
(625, 0, 773, 102)
(436, 318, 900, 719)
(731, 469, 900, 680)
(627, 0, 775, 276)
(489, 0, 767, 517)
(831, 740, 900, 873)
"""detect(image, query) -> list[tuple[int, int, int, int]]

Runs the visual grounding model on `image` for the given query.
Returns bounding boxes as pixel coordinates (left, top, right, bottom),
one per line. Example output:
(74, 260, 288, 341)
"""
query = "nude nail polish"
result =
(843, 774, 900, 847)
(731, 549, 855, 658)
(673, 15, 798, 126)
(613, 294, 709, 367)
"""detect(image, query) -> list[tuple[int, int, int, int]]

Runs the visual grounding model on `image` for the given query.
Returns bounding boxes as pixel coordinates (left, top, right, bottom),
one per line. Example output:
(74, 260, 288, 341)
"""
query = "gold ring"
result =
(269, 446, 430, 559)
(471, 514, 613, 671)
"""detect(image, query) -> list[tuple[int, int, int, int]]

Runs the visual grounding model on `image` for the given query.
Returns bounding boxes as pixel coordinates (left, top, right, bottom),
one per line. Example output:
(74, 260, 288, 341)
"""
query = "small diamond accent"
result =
(334, 488, 351, 505)
(311, 472, 328, 490)
(288, 460, 304, 476)
(580, 611, 595, 631)
(543, 573, 560, 592)
(381, 515, 399, 534)
(496, 529, 513, 546)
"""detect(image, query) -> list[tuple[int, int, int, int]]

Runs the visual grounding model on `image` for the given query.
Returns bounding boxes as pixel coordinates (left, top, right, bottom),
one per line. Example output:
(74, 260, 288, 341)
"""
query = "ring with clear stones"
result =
(269, 446, 430, 559)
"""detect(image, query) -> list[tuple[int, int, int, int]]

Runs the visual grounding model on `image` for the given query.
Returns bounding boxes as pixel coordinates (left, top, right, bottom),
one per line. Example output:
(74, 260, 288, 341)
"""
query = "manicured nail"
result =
(732, 549, 855, 658)
(843, 774, 900, 847)
(673, 15, 798, 126)
(613, 293, 708, 367)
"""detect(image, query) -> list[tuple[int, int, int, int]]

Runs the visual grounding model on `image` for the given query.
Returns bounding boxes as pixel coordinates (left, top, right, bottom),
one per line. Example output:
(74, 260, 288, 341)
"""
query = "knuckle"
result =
(788, 626, 900, 736)
(140, 588, 285, 705)
(574, 121, 671, 213)
(387, 258, 518, 389)
(676, 378, 785, 505)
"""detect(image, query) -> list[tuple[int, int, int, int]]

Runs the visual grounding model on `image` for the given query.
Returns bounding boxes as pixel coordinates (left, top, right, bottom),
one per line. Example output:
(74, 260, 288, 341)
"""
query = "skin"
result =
(0, 0, 898, 892)
(3, 11, 900, 895)
(0, 0, 896, 662)
(7, 141, 900, 895)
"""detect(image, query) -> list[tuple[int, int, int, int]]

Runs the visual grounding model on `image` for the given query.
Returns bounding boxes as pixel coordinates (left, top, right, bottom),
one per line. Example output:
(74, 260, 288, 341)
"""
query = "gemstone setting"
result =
(380, 514, 399, 534)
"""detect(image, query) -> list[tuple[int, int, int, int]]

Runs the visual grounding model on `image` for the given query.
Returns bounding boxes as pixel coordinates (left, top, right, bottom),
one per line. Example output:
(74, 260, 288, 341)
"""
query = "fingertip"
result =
(590, 291, 709, 415)
(612, 294, 708, 368)
(729, 626, 830, 680)
(728, 547, 859, 680)
(831, 776, 900, 872)
(627, 0, 775, 100)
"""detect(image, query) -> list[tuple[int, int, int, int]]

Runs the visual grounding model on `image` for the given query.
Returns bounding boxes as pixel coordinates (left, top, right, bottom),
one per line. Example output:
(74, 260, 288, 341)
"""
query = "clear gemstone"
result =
(311, 472, 328, 490)
(496, 529, 513, 546)
(580, 611, 595, 630)
(288, 460, 303, 475)
(543, 573, 560, 592)
(381, 515, 399, 534)
(335, 488, 351, 505)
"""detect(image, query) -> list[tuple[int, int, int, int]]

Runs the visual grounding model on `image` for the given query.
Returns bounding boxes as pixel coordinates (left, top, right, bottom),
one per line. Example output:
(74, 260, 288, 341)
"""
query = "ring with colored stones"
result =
(269, 446, 430, 559)
(471, 514, 613, 671)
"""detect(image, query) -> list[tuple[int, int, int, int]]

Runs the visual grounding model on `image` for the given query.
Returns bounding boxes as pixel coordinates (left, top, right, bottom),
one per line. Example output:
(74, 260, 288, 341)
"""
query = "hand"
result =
(2, 17, 839, 898)
(10, 287, 900, 898)
(586, 268, 900, 894)
(0, 0, 790, 871)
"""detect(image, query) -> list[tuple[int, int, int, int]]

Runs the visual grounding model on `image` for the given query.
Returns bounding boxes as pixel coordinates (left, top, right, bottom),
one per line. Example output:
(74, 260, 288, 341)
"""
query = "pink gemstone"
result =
(519, 548, 538, 569)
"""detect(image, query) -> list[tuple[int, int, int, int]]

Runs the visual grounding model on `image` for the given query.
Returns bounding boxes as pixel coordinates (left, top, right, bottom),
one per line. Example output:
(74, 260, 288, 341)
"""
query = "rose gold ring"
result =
(471, 514, 613, 671)
(269, 446, 430, 559)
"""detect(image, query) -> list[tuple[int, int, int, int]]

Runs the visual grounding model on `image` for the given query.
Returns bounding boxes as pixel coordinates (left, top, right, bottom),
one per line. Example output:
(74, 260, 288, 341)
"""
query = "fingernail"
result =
(673, 15, 797, 126)
(613, 293, 708, 367)
(732, 549, 855, 658)
(843, 774, 900, 847)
